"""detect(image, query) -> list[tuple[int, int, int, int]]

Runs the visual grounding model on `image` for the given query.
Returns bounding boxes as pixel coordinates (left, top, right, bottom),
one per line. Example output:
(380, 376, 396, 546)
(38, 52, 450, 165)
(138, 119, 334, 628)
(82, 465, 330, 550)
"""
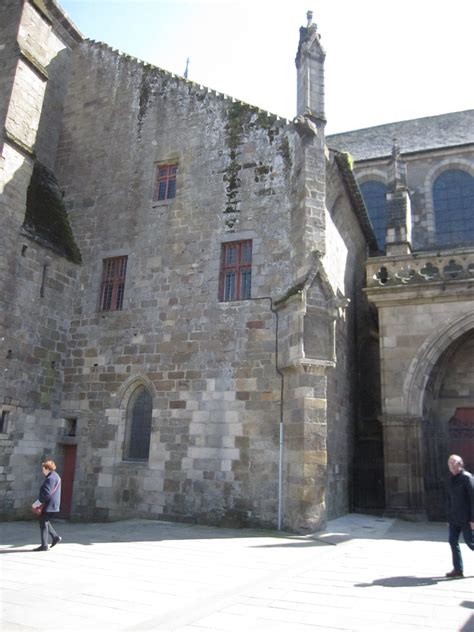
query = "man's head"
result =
(448, 454, 464, 475)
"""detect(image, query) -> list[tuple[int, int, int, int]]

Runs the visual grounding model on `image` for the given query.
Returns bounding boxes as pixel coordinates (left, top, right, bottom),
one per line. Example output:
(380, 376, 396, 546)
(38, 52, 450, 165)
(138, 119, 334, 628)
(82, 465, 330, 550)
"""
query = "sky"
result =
(59, 0, 473, 135)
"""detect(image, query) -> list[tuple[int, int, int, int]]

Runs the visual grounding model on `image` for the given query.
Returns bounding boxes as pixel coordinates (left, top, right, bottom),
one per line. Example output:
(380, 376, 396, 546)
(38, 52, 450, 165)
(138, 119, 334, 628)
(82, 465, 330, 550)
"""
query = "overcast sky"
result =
(59, 0, 473, 135)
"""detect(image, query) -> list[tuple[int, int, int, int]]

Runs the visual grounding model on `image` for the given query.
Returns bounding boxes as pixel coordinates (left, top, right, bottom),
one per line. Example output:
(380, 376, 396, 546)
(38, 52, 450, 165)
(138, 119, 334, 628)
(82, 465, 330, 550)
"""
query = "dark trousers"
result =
(448, 522, 474, 572)
(39, 511, 60, 548)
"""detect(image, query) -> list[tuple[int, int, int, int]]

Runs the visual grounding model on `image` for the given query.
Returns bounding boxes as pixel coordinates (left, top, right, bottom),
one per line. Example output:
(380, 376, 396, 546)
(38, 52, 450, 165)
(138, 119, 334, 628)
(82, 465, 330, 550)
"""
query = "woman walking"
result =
(33, 460, 62, 552)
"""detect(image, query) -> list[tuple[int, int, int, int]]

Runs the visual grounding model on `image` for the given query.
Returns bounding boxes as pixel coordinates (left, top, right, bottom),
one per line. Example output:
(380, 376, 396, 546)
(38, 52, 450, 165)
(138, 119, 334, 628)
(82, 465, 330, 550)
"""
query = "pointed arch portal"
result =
(403, 314, 474, 519)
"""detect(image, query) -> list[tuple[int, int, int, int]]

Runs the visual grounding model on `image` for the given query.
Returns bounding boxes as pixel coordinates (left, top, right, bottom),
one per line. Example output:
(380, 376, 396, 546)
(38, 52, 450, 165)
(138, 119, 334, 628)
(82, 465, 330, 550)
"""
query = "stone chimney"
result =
(385, 139, 412, 255)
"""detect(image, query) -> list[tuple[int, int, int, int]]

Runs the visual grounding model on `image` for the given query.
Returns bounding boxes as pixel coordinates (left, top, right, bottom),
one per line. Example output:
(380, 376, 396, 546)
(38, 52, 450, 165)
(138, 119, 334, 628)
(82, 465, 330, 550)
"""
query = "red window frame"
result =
(153, 164, 177, 201)
(219, 240, 252, 302)
(100, 256, 127, 311)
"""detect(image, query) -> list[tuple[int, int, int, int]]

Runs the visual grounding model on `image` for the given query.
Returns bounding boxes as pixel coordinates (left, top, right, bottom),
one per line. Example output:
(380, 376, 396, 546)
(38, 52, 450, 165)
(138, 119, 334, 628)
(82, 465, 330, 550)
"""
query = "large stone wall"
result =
(0, 0, 81, 518)
(50, 38, 367, 530)
(0, 6, 373, 531)
(54, 41, 298, 527)
(0, 0, 23, 141)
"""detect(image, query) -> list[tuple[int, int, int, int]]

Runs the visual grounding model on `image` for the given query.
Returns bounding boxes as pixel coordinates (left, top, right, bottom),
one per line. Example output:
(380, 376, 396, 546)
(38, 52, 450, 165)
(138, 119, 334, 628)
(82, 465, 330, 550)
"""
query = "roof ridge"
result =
(327, 109, 474, 138)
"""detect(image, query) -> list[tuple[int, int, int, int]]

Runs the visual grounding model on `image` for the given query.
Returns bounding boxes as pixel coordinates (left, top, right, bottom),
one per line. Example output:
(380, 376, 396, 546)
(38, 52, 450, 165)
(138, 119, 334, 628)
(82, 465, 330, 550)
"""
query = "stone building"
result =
(329, 111, 474, 520)
(1, 0, 472, 531)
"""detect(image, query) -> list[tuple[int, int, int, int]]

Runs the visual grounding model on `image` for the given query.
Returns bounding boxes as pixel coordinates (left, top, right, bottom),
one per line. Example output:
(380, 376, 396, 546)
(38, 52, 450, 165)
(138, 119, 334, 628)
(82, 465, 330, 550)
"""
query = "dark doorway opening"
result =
(59, 444, 77, 518)
(449, 407, 474, 472)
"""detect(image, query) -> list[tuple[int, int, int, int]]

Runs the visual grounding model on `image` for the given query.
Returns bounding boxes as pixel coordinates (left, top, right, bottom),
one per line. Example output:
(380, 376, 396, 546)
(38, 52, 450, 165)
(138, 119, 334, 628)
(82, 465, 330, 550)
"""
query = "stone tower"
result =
(295, 11, 326, 130)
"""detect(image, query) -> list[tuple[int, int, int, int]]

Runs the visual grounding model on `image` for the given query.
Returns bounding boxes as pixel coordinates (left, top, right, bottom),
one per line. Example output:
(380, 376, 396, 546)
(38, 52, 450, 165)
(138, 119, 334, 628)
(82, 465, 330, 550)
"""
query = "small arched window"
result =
(433, 169, 474, 246)
(359, 181, 388, 249)
(123, 386, 152, 461)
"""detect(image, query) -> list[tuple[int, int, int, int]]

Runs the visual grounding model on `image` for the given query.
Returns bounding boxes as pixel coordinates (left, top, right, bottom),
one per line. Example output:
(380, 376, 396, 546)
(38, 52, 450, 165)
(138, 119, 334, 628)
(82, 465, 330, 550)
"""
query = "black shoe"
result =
(445, 569, 463, 578)
(51, 536, 62, 548)
(33, 545, 49, 551)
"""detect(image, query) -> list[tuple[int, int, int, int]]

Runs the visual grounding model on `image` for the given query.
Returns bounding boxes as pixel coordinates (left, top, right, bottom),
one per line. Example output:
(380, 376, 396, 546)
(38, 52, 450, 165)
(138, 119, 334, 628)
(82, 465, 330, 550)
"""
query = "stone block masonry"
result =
(1, 5, 372, 532)
(54, 41, 297, 527)
(0, 0, 82, 519)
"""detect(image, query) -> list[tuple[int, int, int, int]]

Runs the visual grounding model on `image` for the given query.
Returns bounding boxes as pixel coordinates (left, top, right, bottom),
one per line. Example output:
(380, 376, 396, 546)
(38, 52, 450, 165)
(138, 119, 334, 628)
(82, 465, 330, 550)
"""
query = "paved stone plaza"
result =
(1, 513, 473, 631)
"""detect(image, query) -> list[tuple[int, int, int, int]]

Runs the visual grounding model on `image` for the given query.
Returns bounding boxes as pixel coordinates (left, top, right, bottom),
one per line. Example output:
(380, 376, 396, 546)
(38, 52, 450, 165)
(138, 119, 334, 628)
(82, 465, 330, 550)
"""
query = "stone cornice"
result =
(3, 129, 35, 159)
(18, 47, 48, 81)
(379, 414, 423, 427)
(28, 0, 84, 45)
(280, 359, 334, 375)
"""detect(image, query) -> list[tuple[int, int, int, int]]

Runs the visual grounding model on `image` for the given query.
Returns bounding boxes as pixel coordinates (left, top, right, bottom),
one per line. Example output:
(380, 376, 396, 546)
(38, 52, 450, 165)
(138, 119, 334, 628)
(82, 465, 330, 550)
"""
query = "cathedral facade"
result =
(1, 0, 472, 531)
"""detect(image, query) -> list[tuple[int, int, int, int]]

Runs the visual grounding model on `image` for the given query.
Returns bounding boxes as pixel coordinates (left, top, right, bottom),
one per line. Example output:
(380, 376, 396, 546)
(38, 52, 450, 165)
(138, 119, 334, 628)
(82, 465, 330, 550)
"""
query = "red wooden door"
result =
(60, 445, 77, 517)
(448, 408, 474, 472)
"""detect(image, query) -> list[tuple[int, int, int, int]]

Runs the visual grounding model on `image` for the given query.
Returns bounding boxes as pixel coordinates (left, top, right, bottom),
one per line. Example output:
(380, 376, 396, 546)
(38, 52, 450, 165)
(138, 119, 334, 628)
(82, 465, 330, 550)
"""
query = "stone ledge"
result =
(18, 47, 48, 81)
(3, 129, 35, 158)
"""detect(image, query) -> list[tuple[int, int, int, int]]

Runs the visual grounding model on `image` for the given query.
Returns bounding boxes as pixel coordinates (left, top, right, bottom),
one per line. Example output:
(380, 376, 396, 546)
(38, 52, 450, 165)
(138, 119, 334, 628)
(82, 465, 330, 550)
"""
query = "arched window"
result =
(123, 386, 152, 461)
(359, 181, 388, 249)
(433, 169, 474, 246)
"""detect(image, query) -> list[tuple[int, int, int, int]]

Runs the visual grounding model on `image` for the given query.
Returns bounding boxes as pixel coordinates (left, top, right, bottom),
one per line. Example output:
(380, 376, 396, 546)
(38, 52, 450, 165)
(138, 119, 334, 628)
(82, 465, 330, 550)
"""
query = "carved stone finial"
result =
(388, 136, 407, 191)
(392, 137, 400, 158)
(307, 10, 313, 27)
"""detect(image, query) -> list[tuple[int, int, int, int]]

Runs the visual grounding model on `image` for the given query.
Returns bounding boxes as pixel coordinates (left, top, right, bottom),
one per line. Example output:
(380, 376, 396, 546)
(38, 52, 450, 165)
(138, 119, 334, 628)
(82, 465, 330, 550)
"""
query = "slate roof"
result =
(332, 152, 378, 253)
(326, 110, 474, 161)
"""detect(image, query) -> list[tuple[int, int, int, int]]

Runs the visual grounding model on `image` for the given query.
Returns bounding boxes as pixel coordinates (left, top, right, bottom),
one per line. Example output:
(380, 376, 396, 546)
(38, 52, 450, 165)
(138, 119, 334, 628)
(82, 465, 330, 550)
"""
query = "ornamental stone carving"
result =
(368, 250, 474, 288)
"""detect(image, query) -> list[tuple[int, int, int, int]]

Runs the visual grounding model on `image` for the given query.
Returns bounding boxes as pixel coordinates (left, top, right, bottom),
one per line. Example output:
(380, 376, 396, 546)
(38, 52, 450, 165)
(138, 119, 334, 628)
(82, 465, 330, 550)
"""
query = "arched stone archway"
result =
(375, 307, 474, 520)
(404, 312, 474, 419)
(388, 313, 474, 519)
(420, 329, 474, 518)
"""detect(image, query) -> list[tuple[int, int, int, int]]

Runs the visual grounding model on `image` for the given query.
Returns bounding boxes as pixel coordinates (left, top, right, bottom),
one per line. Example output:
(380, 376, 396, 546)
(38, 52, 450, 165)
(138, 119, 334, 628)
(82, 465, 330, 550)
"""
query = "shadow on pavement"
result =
(0, 518, 317, 549)
(0, 548, 37, 555)
(385, 519, 448, 542)
(0, 514, 450, 550)
(249, 540, 332, 549)
(460, 614, 474, 632)
(355, 575, 453, 588)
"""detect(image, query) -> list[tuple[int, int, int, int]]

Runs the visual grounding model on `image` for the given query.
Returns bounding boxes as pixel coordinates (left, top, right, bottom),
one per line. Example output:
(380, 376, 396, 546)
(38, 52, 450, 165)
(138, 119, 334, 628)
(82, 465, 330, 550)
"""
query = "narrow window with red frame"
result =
(153, 164, 177, 201)
(100, 256, 128, 311)
(219, 240, 252, 301)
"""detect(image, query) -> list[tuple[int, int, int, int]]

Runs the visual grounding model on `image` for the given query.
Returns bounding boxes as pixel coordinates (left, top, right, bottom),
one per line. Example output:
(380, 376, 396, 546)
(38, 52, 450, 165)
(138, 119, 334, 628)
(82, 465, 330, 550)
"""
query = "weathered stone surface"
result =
(10, 1, 473, 534)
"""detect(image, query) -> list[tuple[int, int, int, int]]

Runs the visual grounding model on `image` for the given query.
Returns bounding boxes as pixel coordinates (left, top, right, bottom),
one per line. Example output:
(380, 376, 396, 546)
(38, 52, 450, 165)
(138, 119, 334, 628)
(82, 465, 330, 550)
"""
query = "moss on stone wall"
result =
(138, 64, 156, 131)
(223, 101, 283, 213)
(223, 102, 250, 213)
(339, 151, 354, 171)
(274, 280, 306, 308)
(24, 161, 81, 264)
(278, 136, 292, 172)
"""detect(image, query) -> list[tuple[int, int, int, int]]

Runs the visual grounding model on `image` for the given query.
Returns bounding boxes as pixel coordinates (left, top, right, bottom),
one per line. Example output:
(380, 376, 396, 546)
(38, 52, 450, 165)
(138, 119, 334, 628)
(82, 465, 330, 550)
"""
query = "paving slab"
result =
(0, 514, 473, 631)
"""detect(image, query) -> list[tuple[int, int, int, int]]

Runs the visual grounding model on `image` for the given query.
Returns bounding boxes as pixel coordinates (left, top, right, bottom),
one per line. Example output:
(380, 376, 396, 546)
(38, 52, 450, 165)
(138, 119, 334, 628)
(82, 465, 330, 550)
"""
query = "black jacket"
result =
(39, 471, 61, 513)
(447, 469, 474, 525)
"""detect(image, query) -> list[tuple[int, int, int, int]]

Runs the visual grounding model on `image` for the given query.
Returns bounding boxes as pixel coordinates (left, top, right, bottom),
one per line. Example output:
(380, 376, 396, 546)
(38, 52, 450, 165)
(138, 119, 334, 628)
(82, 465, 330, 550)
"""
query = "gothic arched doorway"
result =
(422, 330, 474, 519)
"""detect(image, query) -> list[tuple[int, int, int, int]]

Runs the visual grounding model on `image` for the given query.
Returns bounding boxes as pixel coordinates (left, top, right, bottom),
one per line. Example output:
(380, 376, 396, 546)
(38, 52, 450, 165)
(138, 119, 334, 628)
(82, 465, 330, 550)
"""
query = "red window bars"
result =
(100, 256, 127, 311)
(154, 164, 177, 201)
(219, 240, 252, 301)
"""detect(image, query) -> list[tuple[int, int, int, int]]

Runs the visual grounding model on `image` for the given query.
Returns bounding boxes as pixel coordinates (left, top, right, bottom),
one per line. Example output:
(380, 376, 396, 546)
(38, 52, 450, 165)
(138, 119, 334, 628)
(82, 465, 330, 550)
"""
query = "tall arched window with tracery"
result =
(359, 181, 388, 249)
(123, 386, 152, 461)
(433, 169, 474, 246)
